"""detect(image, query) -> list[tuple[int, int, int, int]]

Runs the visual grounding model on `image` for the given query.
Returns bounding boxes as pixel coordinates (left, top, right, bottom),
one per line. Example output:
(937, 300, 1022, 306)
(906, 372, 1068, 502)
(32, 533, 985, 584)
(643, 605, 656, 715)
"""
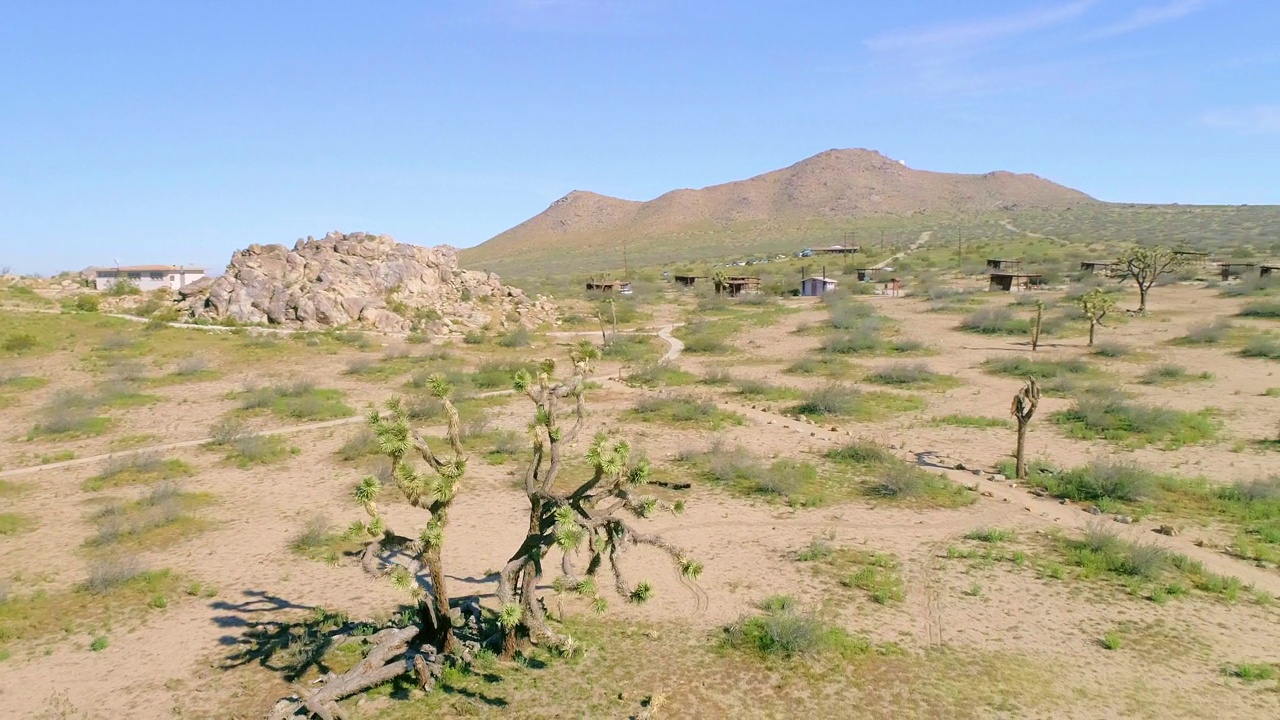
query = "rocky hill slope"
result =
(181, 232, 552, 334)
(461, 148, 1098, 275)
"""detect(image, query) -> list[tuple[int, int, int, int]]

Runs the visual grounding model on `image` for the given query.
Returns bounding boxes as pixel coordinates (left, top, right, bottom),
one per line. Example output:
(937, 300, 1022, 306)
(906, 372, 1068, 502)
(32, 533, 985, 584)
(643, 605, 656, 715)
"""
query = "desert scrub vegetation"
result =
(1051, 398, 1220, 449)
(0, 512, 34, 536)
(864, 362, 959, 390)
(237, 380, 354, 420)
(826, 440, 973, 508)
(206, 418, 298, 467)
(1173, 318, 1233, 345)
(930, 414, 1010, 430)
(83, 453, 195, 491)
(1240, 334, 1280, 360)
(470, 359, 540, 390)
(0, 559, 182, 647)
(1090, 340, 1132, 358)
(1239, 300, 1280, 319)
(785, 355, 859, 378)
(798, 541, 906, 604)
(959, 306, 1031, 335)
(1138, 364, 1212, 386)
(731, 377, 804, 402)
(87, 483, 213, 550)
(679, 442, 825, 506)
(792, 383, 924, 421)
(1219, 274, 1280, 297)
(289, 513, 363, 565)
(626, 396, 745, 430)
(624, 361, 696, 388)
(1223, 662, 1277, 682)
(722, 595, 873, 659)
(981, 356, 1098, 396)
(600, 333, 662, 364)
(675, 320, 736, 353)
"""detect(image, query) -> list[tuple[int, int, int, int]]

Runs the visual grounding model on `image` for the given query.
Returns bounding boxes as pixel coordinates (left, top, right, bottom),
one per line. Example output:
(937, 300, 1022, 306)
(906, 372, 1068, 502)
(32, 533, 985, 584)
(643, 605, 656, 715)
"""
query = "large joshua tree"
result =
(268, 376, 467, 719)
(1120, 245, 1182, 313)
(496, 342, 703, 657)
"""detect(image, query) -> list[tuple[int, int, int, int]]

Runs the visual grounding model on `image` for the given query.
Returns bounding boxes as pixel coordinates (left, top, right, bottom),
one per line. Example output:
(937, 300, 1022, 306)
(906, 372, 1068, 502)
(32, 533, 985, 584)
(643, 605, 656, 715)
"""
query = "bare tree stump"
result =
(1010, 378, 1041, 480)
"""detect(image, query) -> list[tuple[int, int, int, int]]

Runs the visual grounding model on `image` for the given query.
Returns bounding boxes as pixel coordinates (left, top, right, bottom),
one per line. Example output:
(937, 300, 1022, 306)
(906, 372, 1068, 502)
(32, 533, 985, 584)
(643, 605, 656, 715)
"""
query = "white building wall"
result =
(94, 269, 206, 292)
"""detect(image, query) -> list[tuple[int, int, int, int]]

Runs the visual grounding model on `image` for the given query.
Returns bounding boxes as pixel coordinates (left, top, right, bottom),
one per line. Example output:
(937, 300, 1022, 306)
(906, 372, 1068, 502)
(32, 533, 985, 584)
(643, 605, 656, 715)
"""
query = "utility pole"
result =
(957, 226, 963, 268)
(622, 237, 629, 279)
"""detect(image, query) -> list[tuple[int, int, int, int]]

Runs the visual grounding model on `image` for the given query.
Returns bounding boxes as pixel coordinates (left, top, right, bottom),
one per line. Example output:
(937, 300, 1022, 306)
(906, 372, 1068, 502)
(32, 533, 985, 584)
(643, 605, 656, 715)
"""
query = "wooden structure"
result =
(1079, 261, 1118, 275)
(813, 244, 859, 255)
(1218, 263, 1257, 281)
(723, 276, 761, 297)
(1173, 250, 1211, 266)
(1260, 265, 1280, 278)
(988, 272, 1044, 292)
(672, 275, 707, 288)
(801, 277, 839, 296)
(986, 258, 1022, 271)
(585, 280, 632, 294)
(849, 267, 882, 282)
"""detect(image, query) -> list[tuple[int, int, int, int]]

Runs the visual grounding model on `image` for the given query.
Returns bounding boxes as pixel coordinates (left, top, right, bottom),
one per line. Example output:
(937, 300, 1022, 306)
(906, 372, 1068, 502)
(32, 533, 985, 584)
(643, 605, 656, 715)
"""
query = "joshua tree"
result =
(1120, 246, 1182, 313)
(712, 269, 729, 296)
(268, 378, 467, 719)
(1010, 378, 1041, 480)
(1078, 288, 1117, 347)
(1030, 299, 1045, 352)
(497, 342, 703, 657)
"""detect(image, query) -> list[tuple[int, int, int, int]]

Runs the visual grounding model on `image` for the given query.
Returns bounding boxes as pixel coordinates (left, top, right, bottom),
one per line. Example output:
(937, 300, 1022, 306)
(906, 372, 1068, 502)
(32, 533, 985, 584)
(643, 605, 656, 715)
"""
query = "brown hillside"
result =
(462, 149, 1097, 274)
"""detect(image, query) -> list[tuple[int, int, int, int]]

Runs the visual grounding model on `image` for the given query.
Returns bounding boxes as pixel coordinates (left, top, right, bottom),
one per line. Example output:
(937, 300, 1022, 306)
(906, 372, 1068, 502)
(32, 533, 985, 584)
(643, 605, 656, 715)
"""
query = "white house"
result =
(93, 265, 206, 292)
(801, 277, 839, 297)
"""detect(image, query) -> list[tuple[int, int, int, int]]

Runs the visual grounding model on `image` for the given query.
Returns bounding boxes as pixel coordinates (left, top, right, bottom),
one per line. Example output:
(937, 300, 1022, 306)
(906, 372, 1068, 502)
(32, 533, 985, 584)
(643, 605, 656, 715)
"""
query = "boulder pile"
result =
(180, 231, 553, 334)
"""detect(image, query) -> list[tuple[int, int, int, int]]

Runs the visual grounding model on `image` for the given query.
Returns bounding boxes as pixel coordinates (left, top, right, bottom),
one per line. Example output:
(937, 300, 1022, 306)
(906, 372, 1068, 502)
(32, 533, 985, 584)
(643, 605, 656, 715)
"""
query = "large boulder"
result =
(181, 231, 553, 333)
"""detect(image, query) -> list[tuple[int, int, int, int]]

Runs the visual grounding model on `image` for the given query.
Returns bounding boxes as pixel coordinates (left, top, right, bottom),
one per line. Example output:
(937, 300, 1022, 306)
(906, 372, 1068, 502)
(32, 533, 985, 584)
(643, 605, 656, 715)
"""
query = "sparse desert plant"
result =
(965, 527, 1014, 543)
(960, 307, 1030, 335)
(1100, 631, 1123, 650)
(1178, 318, 1232, 345)
(172, 356, 210, 376)
(1225, 663, 1276, 681)
(84, 554, 144, 594)
(1139, 364, 1211, 385)
(865, 362, 954, 389)
(1, 333, 38, 353)
(723, 597, 869, 659)
(84, 453, 193, 491)
(628, 396, 744, 429)
(1091, 340, 1131, 358)
(1033, 460, 1156, 504)
(1077, 288, 1117, 347)
(1241, 335, 1280, 360)
(336, 426, 379, 461)
(1052, 398, 1220, 448)
(1239, 300, 1280, 319)
(496, 326, 532, 348)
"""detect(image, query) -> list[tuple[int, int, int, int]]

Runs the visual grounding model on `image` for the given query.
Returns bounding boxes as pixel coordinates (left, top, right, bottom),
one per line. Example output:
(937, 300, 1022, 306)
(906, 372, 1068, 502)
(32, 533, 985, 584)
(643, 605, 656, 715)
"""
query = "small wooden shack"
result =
(801, 277, 839, 296)
(1173, 250, 1211, 266)
(673, 275, 708, 288)
(849, 267, 881, 282)
(986, 259, 1022, 271)
(1261, 265, 1280, 278)
(585, 280, 632, 294)
(724, 276, 762, 297)
(813, 244, 860, 255)
(1079, 261, 1118, 275)
(1219, 263, 1257, 281)
(989, 272, 1044, 292)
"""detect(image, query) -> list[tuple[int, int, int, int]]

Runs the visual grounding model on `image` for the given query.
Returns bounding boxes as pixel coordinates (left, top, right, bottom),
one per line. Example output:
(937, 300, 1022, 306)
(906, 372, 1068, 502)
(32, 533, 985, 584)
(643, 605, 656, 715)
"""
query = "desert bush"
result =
(2, 333, 38, 353)
(289, 513, 337, 555)
(1219, 477, 1280, 504)
(626, 362, 696, 388)
(820, 328, 881, 354)
(960, 307, 1030, 335)
(865, 362, 953, 388)
(701, 368, 734, 385)
(84, 554, 144, 594)
(723, 597, 869, 658)
(1178, 318, 1232, 345)
(628, 396, 743, 429)
(1139, 364, 1211, 385)
(472, 360, 538, 390)
(1052, 398, 1219, 448)
(965, 527, 1014, 543)
(1219, 274, 1280, 297)
(496, 327, 532, 348)
(931, 414, 1008, 429)
(1091, 340, 1131, 358)
(227, 433, 295, 466)
(677, 321, 731, 353)
(601, 333, 659, 363)
(827, 440, 972, 508)
(239, 381, 353, 420)
(793, 384, 923, 420)
(173, 356, 210, 376)
(84, 453, 193, 491)
(1239, 301, 1280, 319)
(1031, 460, 1156, 503)
(208, 416, 250, 446)
(733, 378, 802, 401)
(828, 299, 879, 330)
(337, 427, 379, 461)
(67, 294, 101, 312)
(462, 330, 487, 345)
(1241, 335, 1280, 360)
(1225, 663, 1277, 681)
(786, 356, 855, 377)
(1068, 524, 1168, 581)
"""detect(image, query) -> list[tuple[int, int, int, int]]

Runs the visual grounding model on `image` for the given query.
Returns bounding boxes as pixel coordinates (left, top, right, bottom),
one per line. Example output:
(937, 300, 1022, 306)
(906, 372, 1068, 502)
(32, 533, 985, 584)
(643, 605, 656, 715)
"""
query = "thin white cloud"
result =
(865, 0, 1097, 53)
(1200, 104, 1280, 134)
(1090, 0, 1212, 38)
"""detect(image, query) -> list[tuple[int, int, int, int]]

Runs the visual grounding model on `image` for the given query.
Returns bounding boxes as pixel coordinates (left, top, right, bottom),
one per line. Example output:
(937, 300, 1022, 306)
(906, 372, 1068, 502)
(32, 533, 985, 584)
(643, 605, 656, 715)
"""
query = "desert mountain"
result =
(461, 149, 1097, 275)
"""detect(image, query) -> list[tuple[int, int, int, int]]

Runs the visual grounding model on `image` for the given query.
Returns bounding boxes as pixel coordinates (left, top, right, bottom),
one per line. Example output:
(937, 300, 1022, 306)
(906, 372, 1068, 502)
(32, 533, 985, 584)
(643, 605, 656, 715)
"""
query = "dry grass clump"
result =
(238, 380, 354, 420)
(826, 441, 973, 508)
(1051, 398, 1220, 449)
(793, 384, 924, 421)
(1177, 318, 1232, 345)
(84, 453, 195, 491)
(88, 483, 211, 549)
(722, 595, 871, 659)
(628, 396, 744, 430)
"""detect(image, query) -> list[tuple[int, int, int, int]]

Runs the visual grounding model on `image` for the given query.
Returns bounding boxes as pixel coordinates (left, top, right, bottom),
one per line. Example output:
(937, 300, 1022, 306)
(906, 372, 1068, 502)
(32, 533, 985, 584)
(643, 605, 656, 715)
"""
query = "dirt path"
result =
(871, 230, 932, 270)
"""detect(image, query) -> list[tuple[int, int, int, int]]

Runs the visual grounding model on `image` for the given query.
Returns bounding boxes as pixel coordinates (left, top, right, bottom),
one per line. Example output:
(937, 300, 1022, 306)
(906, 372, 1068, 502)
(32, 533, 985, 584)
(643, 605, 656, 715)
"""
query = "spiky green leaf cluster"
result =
(680, 558, 704, 579)
(354, 475, 381, 507)
(498, 603, 523, 629)
(629, 581, 654, 603)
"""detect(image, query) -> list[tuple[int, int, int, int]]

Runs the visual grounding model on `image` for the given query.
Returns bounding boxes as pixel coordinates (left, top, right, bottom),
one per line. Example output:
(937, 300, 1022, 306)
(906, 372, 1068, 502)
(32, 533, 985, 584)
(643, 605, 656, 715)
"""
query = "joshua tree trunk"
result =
(1137, 284, 1149, 314)
(1088, 319, 1097, 347)
(423, 542, 456, 655)
(1031, 300, 1044, 352)
(1010, 378, 1041, 480)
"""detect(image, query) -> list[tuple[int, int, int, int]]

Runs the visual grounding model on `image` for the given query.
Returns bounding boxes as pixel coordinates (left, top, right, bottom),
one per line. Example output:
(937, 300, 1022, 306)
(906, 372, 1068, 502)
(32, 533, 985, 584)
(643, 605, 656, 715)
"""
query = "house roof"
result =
(94, 265, 205, 273)
(802, 277, 838, 283)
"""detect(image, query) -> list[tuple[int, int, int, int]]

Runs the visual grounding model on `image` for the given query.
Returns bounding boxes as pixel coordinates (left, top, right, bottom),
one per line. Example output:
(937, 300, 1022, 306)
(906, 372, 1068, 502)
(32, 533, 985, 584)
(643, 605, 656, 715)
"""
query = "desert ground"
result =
(3, 268, 1280, 719)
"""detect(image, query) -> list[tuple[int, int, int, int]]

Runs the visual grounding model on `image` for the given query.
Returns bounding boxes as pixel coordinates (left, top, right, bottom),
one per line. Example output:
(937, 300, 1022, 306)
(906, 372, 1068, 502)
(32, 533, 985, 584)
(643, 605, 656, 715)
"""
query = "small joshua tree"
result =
(1010, 378, 1041, 480)
(1030, 299, 1045, 351)
(1120, 245, 1182, 313)
(712, 269, 729, 296)
(497, 341, 703, 657)
(1078, 288, 1117, 347)
(268, 377, 468, 719)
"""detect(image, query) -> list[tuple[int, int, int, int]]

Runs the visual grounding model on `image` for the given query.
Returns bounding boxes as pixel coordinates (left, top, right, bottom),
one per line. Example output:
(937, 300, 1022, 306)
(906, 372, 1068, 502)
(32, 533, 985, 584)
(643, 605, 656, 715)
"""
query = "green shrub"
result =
(1052, 398, 1219, 448)
(793, 384, 923, 420)
(931, 414, 1008, 429)
(723, 597, 869, 659)
(1139, 364, 1211, 385)
(965, 527, 1014, 543)
(1031, 460, 1155, 503)
(1100, 631, 1123, 650)
(336, 427, 379, 461)
(628, 396, 744, 429)
(104, 279, 142, 296)
(1225, 663, 1276, 681)
(626, 362, 696, 388)
(2, 333, 38, 353)
(1241, 335, 1280, 359)
(496, 327, 532, 348)
(462, 330, 487, 345)
(1239, 301, 1280, 318)
(238, 381, 354, 420)
(1091, 340, 1131, 358)
(1178, 319, 1232, 345)
(733, 378, 803, 401)
(827, 440, 972, 508)
(960, 307, 1031, 335)
(865, 362, 956, 389)
(84, 454, 194, 492)
(677, 321, 732, 353)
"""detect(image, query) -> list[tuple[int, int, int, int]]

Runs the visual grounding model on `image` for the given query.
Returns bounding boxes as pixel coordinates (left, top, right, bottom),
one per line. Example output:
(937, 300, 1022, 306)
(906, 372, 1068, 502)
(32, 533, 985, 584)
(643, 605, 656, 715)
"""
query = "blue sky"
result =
(1, 0, 1277, 274)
